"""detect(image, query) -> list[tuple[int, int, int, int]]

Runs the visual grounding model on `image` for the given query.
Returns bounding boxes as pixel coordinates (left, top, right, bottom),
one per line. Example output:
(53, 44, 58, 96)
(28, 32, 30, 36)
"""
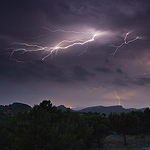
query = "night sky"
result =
(0, 0, 150, 108)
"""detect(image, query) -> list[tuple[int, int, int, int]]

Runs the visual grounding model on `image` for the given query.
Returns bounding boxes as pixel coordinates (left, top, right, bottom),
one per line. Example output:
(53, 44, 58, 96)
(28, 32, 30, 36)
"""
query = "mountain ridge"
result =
(57, 105, 148, 115)
(78, 105, 148, 115)
(0, 102, 148, 116)
(0, 102, 32, 115)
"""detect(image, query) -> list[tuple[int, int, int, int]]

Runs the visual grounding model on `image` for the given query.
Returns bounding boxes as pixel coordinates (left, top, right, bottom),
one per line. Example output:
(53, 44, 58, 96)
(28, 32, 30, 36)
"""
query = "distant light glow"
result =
(66, 106, 76, 109)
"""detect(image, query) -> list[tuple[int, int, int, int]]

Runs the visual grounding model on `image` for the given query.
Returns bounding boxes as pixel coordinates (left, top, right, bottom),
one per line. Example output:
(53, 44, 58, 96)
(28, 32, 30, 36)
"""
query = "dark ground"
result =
(90, 135, 150, 150)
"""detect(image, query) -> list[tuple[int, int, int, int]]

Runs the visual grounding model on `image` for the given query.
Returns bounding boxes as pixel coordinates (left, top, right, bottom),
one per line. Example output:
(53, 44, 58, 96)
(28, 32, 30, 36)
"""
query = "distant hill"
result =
(57, 105, 74, 112)
(78, 105, 148, 115)
(1, 102, 147, 116)
(57, 104, 148, 115)
(0, 102, 31, 115)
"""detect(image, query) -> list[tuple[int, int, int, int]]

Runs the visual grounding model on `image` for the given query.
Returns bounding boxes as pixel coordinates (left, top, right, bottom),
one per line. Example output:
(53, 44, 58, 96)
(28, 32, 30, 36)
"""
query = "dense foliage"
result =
(0, 100, 110, 150)
(108, 108, 150, 146)
(0, 100, 150, 149)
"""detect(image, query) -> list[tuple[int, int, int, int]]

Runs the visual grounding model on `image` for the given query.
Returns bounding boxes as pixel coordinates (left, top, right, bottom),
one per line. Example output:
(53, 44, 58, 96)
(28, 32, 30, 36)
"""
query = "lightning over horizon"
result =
(114, 90, 121, 105)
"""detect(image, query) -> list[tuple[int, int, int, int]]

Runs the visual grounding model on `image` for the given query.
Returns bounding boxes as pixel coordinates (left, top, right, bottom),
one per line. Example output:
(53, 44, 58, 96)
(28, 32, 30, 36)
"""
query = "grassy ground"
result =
(90, 135, 150, 150)
(102, 136, 142, 150)
(128, 134, 150, 141)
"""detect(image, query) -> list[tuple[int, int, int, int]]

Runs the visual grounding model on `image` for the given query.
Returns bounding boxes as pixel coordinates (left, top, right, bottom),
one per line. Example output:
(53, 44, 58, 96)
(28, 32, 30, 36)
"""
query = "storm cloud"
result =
(0, 0, 150, 108)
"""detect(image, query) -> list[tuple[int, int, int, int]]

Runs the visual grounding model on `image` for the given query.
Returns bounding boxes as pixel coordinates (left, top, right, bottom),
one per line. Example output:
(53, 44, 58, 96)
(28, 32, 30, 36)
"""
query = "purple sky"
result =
(0, 0, 150, 108)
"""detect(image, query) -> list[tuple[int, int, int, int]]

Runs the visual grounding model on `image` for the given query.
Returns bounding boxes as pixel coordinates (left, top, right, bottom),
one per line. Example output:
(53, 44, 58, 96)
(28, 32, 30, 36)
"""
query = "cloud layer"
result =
(0, 0, 150, 108)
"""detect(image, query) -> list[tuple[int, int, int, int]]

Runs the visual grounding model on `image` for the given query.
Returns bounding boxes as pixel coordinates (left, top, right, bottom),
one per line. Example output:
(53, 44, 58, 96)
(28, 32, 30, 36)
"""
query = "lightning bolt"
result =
(114, 90, 121, 105)
(78, 43, 89, 56)
(10, 43, 49, 56)
(130, 51, 142, 65)
(10, 58, 25, 63)
(110, 32, 139, 56)
(10, 29, 102, 61)
(42, 33, 99, 60)
(43, 27, 92, 35)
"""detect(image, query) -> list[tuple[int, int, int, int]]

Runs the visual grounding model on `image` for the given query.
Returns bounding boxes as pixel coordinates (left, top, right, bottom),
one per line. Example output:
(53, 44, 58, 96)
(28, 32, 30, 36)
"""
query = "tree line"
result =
(0, 100, 150, 149)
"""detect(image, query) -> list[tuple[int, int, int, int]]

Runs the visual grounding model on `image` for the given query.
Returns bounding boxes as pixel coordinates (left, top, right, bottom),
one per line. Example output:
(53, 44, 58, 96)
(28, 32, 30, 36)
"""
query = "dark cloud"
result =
(116, 68, 123, 74)
(0, 58, 66, 82)
(104, 59, 110, 64)
(113, 78, 127, 86)
(0, 0, 150, 107)
(73, 65, 95, 81)
(136, 77, 150, 86)
(95, 67, 111, 73)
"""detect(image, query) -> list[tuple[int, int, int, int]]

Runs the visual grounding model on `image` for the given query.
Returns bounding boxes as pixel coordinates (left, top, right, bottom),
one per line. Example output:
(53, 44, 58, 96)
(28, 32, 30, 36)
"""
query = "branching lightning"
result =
(43, 27, 92, 35)
(110, 32, 139, 56)
(10, 29, 102, 61)
(78, 43, 89, 56)
(10, 43, 49, 56)
(10, 29, 140, 63)
(42, 33, 99, 60)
